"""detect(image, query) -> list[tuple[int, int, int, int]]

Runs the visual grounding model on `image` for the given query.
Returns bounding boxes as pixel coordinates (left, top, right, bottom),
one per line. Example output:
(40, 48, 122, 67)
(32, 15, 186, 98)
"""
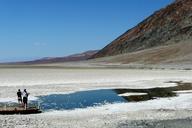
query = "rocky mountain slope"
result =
(92, 0, 192, 59)
(94, 39, 192, 65)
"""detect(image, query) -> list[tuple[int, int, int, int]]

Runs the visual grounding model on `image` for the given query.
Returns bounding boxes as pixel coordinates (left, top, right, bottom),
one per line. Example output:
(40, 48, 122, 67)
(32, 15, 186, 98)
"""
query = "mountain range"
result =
(6, 0, 192, 65)
(91, 0, 192, 64)
(14, 50, 98, 64)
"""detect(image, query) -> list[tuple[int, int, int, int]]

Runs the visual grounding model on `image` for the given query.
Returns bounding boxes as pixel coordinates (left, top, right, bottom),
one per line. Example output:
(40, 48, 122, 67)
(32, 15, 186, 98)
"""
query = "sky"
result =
(0, 0, 174, 62)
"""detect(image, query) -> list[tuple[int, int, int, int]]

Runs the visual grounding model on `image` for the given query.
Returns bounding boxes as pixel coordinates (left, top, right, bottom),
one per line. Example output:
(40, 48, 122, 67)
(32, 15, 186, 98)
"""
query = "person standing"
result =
(17, 89, 22, 104)
(23, 89, 29, 110)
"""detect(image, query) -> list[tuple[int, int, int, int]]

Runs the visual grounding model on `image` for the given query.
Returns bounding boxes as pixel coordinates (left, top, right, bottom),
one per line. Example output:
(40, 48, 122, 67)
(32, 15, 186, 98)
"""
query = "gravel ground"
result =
(117, 118, 192, 128)
(1, 113, 192, 128)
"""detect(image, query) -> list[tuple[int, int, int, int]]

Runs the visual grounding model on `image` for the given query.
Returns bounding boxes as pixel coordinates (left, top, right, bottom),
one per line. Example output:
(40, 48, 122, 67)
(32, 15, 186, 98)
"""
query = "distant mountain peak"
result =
(13, 50, 98, 64)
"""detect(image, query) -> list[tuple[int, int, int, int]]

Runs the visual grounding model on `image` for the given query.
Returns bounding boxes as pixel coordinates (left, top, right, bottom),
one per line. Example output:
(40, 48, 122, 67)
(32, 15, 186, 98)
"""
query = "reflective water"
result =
(37, 89, 127, 110)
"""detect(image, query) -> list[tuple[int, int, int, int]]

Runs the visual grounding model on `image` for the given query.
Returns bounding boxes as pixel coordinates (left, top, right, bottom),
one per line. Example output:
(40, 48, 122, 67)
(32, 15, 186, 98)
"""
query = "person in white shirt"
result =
(23, 89, 29, 110)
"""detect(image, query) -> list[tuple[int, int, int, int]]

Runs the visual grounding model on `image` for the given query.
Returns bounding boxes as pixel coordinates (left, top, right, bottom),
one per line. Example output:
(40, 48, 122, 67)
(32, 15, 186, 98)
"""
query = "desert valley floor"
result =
(0, 67, 192, 128)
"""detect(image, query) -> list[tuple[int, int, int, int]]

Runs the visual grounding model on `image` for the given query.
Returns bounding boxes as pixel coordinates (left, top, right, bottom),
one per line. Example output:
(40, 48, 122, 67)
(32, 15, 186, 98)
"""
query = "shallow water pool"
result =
(37, 89, 127, 111)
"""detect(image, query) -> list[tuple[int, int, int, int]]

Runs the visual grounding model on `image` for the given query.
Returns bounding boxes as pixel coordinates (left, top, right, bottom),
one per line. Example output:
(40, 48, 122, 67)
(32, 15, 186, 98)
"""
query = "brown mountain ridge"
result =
(92, 0, 192, 59)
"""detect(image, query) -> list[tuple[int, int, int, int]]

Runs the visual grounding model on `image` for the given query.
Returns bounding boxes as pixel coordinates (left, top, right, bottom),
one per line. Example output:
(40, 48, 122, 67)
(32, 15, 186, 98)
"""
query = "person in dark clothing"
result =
(17, 89, 22, 104)
(23, 89, 29, 110)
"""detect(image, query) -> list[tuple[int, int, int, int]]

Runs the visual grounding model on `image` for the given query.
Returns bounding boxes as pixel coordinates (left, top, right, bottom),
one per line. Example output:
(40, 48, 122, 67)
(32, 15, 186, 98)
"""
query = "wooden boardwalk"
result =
(0, 105, 42, 115)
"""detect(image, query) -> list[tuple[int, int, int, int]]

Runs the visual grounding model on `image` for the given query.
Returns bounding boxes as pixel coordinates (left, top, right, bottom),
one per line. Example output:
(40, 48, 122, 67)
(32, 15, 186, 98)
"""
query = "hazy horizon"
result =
(0, 0, 173, 62)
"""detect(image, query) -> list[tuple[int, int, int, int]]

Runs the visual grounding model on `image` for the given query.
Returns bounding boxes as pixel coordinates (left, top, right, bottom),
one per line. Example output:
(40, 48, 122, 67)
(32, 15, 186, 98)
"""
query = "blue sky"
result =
(0, 0, 173, 62)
